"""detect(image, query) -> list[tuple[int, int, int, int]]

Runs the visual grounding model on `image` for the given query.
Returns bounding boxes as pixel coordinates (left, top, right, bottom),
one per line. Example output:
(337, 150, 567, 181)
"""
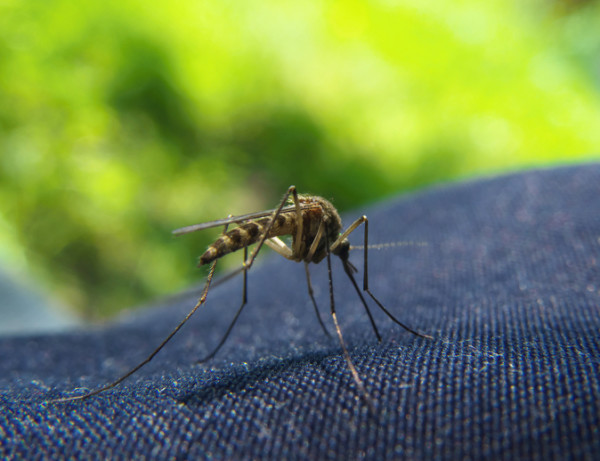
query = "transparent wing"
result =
(172, 203, 315, 236)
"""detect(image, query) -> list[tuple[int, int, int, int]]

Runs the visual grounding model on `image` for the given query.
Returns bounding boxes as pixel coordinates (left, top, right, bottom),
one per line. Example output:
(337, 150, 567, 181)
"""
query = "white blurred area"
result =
(0, 267, 81, 336)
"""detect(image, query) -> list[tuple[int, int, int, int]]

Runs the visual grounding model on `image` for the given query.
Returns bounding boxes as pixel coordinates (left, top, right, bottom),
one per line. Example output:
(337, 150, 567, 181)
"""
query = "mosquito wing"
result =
(172, 204, 311, 236)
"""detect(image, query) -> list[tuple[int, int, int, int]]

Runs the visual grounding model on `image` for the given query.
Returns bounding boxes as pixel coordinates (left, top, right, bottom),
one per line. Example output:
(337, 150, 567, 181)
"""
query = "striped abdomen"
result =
(198, 214, 296, 266)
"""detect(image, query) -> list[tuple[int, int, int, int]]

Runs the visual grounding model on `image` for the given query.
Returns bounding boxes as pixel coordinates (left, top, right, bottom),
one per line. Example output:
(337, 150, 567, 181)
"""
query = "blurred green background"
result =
(0, 0, 599, 323)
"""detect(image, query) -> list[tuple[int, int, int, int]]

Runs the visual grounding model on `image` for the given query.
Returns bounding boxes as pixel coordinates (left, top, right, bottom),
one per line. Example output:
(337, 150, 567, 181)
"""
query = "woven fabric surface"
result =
(1, 164, 599, 460)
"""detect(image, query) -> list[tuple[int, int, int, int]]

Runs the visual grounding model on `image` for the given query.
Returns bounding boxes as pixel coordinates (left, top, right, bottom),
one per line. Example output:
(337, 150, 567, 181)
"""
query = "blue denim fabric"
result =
(1, 164, 599, 460)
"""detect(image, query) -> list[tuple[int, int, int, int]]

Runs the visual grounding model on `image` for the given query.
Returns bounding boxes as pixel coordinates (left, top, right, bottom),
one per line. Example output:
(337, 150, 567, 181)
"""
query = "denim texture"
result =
(1, 164, 599, 460)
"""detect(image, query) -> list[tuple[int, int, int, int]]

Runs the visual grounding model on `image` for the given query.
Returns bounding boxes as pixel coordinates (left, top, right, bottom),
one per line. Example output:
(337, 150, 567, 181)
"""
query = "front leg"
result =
(264, 237, 294, 260)
(243, 185, 298, 270)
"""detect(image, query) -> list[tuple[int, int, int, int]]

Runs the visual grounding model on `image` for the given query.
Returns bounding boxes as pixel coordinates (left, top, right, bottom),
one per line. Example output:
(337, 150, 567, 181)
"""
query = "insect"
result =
(52, 186, 431, 408)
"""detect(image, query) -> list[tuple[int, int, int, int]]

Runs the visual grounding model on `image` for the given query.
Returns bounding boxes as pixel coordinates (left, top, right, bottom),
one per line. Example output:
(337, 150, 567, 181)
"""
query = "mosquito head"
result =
(331, 237, 350, 259)
(331, 238, 358, 273)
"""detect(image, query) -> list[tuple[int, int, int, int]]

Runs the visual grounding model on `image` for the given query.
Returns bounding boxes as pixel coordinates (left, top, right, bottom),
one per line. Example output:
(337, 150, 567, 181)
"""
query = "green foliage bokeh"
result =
(0, 0, 599, 319)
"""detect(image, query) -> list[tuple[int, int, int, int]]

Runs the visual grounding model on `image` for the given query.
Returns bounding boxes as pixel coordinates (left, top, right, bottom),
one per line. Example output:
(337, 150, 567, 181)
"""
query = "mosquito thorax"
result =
(301, 195, 342, 238)
(291, 195, 341, 264)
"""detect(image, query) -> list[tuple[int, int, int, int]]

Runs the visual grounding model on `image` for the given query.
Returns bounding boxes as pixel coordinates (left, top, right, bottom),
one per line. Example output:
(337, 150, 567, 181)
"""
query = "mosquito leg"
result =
(305, 219, 325, 262)
(243, 185, 297, 271)
(301, 219, 332, 336)
(363, 289, 433, 339)
(197, 185, 312, 362)
(197, 246, 250, 363)
(304, 262, 331, 338)
(326, 238, 375, 414)
(361, 218, 433, 339)
(267, 215, 331, 337)
(326, 216, 381, 340)
(290, 186, 303, 256)
(336, 216, 433, 340)
(264, 237, 294, 259)
(330, 215, 367, 253)
(340, 261, 382, 342)
(51, 259, 220, 403)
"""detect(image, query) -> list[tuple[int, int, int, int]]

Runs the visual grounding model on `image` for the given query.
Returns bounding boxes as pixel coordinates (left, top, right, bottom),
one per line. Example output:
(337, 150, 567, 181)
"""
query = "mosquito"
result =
(51, 185, 431, 408)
